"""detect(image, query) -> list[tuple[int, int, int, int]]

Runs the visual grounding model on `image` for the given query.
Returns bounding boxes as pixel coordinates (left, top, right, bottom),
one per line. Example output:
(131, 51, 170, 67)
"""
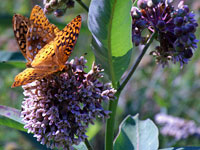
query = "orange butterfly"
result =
(12, 5, 81, 88)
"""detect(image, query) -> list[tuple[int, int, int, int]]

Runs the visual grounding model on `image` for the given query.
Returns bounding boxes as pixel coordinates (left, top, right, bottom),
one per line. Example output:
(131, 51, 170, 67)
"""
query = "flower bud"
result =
(156, 20, 166, 31)
(131, 7, 141, 19)
(174, 27, 182, 36)
(174, 17, 184, 26)
(136, 20, 147, 29)
(184, 48, 193, 58)
(137, 0, 147, 9)
(186, 24, 195, 33)
(177, 9, 186, 16)
(152, 0, 161, 5)
(54, 9, 65, 17)
(183, 5, 189, 13)
(174, 41, 184, 52)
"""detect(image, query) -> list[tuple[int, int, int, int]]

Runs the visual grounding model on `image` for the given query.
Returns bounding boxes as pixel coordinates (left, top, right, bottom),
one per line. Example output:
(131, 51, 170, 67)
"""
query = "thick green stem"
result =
(105, 92, 120, 150)
(105, 31, 157, 150)
(84, 138, 94, 150)
(75, 0, 89, 12)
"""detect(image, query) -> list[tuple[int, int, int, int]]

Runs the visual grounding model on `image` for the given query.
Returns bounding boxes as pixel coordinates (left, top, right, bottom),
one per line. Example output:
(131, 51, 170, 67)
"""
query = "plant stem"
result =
(75, 0, 89, 12)
(84, 138, 93, 150)
(105, 31, 157, 150)
(105, 92, 120, 150)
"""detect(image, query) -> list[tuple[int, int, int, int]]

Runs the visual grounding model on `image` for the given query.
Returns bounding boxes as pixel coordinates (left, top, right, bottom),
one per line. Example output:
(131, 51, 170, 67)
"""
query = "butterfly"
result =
(12, 5, 82, 88)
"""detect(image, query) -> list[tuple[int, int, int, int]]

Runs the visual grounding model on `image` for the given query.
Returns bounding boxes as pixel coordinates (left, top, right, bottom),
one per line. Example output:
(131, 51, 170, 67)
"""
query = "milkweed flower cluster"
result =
(21, 57, 116, 150)
(155, 113, 200, 140)
(43, 0, 75, 17)
(131, 0, 198, 67)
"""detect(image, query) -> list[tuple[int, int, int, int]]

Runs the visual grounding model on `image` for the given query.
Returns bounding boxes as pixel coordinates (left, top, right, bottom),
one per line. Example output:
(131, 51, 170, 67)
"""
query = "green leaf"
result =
(0, 116, 26, 132)
(0, 105, 23, 123)
(160, 147, 200, 150)
(87, 121, 101, 140)
(114, 114, 159, 150)
(0, 61, 26, 69)
(0, 51, 26, 69)
(88, 0, 133, 85)
(73, 142, 88, 150)
(0, 105, 26, 131)
(0, 51, 26, 61)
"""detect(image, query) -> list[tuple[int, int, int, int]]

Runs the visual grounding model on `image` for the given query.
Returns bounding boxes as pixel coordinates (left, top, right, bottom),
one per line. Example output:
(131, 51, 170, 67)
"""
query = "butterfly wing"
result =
(12, 14, 30, 61)
(31, 15, 82, 70)
(11, 67, 55, 87)
(26, 5, 60, 61)
(30, 5, 60, 35)
(12, 41, 60, 88)
(30, 40, 58, 69)
(55, 15, 82, 67)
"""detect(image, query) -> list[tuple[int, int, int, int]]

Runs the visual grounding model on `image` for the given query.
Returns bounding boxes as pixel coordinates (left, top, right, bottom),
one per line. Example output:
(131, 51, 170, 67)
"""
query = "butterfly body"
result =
(12, 5, 81, 88)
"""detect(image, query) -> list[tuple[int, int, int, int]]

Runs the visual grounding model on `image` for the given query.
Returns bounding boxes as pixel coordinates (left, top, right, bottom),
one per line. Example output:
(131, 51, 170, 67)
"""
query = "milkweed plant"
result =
(0, 0, 199, 150)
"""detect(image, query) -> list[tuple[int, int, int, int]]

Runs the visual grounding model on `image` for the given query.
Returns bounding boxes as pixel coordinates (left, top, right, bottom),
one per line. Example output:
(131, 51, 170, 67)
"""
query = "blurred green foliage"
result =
(0, 0, 200, 150)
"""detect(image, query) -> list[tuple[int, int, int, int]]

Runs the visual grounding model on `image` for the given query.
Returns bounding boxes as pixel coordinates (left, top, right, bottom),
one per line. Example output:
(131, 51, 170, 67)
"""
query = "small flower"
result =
(43, 0, 75, 16)
(155, 113, 200, 140)
(131, 0, 198, 67)
(21, 57, 116, 150)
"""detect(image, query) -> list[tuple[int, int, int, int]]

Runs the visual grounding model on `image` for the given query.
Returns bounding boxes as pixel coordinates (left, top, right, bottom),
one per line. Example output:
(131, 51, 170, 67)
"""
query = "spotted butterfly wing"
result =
(31, 15, 82, 69)
(26, 5, 60, 62)
(12, 68, 54, 87)
(12, 14, 30, 61)
(29, 5, 60, 35)
(12, 15, 82, 88)
(55, 15, 82, 67)
(12, 40, 59, 88)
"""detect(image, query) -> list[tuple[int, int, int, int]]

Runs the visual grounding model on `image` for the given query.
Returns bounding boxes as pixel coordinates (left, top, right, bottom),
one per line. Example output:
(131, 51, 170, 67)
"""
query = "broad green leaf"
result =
(88, 0, 133, 84)
(160, 147, 200, 150)
(0, 105, 26, 131)
(114, 114, 159, 150)
(73, 142, 88, 150)
(0, 105, 23, 123)
(0, 116, 26, 132)
(0, 51, 26, 69)
(0, 61, 26, 69)
(0, 51, 25, 61)
(87, 121, 101, 140)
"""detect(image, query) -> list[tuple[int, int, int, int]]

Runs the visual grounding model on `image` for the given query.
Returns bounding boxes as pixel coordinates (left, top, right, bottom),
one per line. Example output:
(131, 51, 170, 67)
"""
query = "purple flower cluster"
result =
(21, 57, 116, 149)
(131, 0, 198, 67)
(155, 113, 200, 140)
(43, 0, 75, 17)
